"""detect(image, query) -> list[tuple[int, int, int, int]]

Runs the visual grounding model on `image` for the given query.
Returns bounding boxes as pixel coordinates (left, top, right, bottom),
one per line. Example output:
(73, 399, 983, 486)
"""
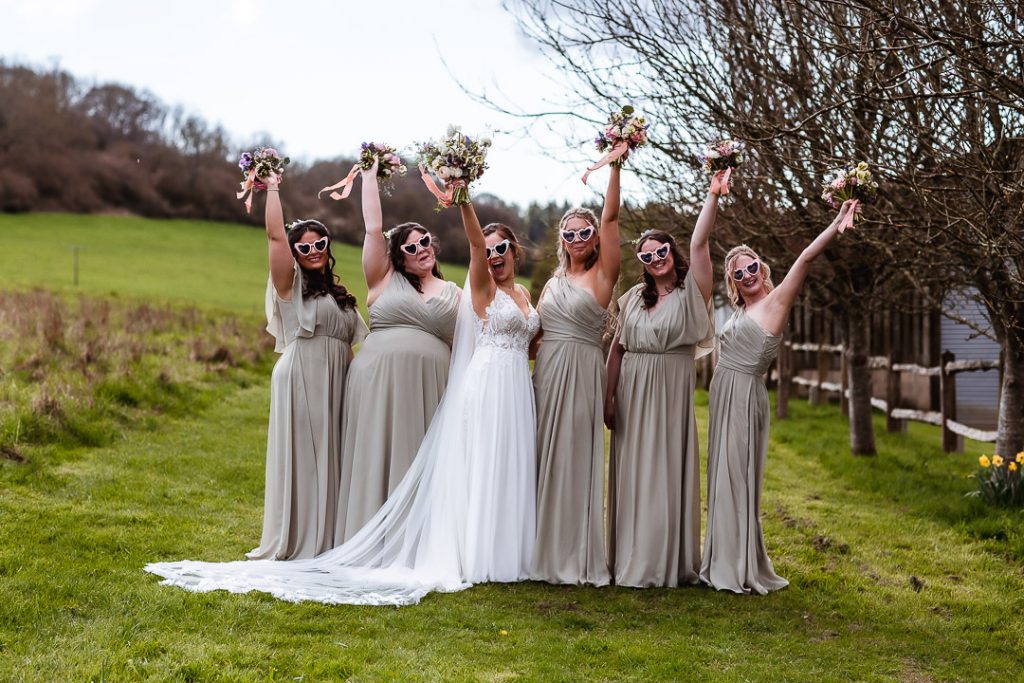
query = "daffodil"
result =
(993, 455, 1004, 467)
(1009, 462, 1018, 473)
(979, 455, 991, 468)
(1016, 451, 1024, 464)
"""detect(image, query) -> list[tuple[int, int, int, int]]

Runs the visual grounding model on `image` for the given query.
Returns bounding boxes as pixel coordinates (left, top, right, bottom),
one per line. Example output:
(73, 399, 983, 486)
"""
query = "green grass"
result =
(2, 213, 1022, 681)
(2, 386, 1023, 680)
(0, 213, 469, 315)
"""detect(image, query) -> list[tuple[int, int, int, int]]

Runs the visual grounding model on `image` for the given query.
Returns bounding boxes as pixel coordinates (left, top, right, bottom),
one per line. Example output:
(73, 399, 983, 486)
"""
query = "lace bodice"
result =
(476, 289, 540, 354)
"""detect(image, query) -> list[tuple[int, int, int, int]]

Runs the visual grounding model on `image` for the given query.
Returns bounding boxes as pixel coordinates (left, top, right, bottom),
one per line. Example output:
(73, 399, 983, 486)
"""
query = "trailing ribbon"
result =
(419, 166, 454, 208)
(318, 164, 361, 201)
(581, 140, 629, 185)
(837, 199, 860, 234)
(236, 168, 257, 214)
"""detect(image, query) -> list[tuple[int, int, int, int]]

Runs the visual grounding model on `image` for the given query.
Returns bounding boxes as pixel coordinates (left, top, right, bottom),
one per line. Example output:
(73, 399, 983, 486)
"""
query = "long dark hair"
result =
(482, 223, 524, 269)
(387, 222, 444, 293)
(287, 220, 357, 310)
(635, 229, 689, 309)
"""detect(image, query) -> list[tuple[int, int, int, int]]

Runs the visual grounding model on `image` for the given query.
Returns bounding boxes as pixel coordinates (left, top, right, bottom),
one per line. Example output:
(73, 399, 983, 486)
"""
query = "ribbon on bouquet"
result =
(318, 164, 361, 201)
(581, 140, 629, 185)
(418, 166, 454, 208)
(236, 168, 258, 214)
(837, 198, 860, 234)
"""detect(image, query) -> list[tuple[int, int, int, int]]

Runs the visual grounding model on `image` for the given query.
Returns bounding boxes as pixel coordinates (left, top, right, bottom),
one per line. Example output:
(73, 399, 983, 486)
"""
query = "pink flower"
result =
(262, 147, 280, 158)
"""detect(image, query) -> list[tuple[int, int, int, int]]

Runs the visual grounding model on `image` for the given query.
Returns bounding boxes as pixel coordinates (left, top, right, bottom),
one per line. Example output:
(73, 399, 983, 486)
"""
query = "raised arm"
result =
(756, 200, 855, 335)
(596, 165, 622, 290)
(459, 195, 494, 316)
(360, 158, 390, 292)
(264, 178, 294, 299)
(689, 171, 724, 304)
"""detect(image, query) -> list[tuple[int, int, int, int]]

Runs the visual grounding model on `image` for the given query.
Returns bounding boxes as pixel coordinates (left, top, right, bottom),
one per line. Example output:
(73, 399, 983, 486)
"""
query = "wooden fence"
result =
(773, 342, 1000, 452)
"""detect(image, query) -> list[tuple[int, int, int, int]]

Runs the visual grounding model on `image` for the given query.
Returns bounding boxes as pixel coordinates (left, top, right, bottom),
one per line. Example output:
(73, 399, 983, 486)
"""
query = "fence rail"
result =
(776, 341, 1000, 450)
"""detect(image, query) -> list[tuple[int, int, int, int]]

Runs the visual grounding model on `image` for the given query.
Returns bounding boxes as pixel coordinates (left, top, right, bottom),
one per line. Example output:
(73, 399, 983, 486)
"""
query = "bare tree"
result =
(505, 0, 1023, 456)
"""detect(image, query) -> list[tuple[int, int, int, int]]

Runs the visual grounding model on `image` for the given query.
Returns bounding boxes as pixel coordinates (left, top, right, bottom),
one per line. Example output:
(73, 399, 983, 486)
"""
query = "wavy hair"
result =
(287, 220, 357, 310)
(386, 222, 444, 293)
(635, 229, 688, 309)
(554, 207, 600, 276)
(723, 244, 775, 308)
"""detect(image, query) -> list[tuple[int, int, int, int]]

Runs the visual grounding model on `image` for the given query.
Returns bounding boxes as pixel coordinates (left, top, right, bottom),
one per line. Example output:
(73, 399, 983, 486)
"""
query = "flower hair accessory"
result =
(631, 229, 659, 246)
(383, 227, 399, 240)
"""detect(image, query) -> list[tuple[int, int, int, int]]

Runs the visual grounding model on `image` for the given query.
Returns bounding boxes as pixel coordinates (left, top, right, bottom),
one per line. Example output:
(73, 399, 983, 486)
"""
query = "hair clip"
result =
(383, 227, 399, 240)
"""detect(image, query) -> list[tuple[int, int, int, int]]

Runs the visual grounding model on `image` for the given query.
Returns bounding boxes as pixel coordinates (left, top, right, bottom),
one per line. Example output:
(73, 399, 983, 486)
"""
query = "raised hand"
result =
(362, 156, 380, 178)
(711, 169, 728, 196)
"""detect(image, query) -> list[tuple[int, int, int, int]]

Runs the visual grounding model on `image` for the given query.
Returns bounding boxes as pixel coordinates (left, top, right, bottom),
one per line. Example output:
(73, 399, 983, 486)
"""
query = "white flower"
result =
(451, 167, 464, 178)
(438, 166, 451, 180)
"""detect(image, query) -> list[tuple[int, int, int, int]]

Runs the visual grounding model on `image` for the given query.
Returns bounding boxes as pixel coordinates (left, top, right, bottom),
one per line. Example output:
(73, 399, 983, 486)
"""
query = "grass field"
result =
(1, 214, 1022, 681)
(0, 213, 469, 316)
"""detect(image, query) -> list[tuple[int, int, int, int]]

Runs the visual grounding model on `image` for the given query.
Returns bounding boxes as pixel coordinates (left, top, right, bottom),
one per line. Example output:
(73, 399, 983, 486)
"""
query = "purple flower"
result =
(238, 152, 253, 170)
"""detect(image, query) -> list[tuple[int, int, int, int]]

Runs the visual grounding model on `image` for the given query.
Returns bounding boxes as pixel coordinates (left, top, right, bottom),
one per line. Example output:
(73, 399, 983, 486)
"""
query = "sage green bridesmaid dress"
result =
(248, 264, 368, 560)
(700, 306, 788, 594)
(336, 273, 459, 543)
(610, 272, 714, 587)
(531, 275, 611, 585)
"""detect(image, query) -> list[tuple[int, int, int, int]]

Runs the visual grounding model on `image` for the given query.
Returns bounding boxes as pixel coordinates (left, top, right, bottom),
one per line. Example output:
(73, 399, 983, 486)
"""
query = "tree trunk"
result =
(845, 313, 877, 455)
(995, 334, 1024, 458)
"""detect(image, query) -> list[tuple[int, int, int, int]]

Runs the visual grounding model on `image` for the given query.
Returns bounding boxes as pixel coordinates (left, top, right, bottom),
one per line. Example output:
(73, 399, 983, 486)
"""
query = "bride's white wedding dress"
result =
(145, 285, 538, 605)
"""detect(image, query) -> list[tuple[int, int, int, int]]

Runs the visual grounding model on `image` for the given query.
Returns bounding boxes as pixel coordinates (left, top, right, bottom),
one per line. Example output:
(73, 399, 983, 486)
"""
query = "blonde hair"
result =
(554, 207, 600, 276)
(724, 244, 774, 308)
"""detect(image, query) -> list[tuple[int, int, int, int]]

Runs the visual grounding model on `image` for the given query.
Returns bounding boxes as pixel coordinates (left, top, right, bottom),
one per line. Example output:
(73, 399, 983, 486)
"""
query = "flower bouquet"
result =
(582, 104, 649, 185)
(416, 125, 491, 208)
(698, 139, 745, 195)
(821, 161, 879, 233)
(237, 146, 289, 213)
(319, 142, 408, 201)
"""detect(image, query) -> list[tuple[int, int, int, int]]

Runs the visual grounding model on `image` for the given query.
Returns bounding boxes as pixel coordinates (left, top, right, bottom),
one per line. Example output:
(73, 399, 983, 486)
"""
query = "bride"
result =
(145, 194, 539, 605)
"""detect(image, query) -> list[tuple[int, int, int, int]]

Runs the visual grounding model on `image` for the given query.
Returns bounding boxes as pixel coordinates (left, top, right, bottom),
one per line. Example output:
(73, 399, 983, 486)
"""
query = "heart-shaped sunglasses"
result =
(294, 236, 329, 256)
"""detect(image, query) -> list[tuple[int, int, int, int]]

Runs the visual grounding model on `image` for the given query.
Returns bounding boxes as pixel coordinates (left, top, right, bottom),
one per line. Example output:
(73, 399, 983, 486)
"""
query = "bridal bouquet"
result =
(821, 161, 879, 232)
(319, 142, 408, 201)
(582, 104, 649, 185)
(237, 146, 289, 213)
(698, 139, 745, 194)
(416, 125, 492, 208)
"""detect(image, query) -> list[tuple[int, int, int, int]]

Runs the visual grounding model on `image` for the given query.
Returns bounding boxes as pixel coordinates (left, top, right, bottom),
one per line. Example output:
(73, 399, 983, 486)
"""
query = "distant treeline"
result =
(0, 62, 577, 269)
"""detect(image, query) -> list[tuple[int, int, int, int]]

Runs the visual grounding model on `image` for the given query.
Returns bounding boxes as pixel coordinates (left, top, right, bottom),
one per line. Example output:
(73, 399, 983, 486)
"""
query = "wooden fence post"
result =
(840, 344, 849, 418)
(776, 338, 790, 420)
(886, 350, 905, 433)
(810, 346, 828, 406)
(940, 350, 962, 453)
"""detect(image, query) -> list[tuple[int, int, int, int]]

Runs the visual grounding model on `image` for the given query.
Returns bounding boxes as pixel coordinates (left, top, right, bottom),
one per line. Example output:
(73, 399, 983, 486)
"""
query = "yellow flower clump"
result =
(979, 455, 991, 468)
(1010, 462, 1019, 473)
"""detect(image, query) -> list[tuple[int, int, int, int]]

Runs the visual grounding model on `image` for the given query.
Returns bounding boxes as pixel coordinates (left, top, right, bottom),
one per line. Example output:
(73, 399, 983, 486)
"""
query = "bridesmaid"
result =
(336, 160, 460, 542)
(531, 165, 621, 586)
(248, 177, 368, 560)
(603, 172, 725, 587)
(700, 200, 857, 594)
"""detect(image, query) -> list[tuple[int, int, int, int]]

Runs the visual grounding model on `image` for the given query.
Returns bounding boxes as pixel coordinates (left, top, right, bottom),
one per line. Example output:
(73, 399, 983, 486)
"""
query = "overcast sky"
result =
(0, 0, 641, 208)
